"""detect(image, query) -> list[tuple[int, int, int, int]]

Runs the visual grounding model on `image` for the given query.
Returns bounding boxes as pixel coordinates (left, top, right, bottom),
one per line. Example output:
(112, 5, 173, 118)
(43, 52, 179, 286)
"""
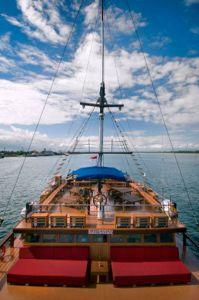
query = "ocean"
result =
(0, 154, 199, 257)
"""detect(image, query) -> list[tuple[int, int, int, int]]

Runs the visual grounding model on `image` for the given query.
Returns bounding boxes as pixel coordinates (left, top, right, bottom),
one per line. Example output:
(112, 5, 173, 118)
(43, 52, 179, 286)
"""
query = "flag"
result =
(90, 155, 97, 160)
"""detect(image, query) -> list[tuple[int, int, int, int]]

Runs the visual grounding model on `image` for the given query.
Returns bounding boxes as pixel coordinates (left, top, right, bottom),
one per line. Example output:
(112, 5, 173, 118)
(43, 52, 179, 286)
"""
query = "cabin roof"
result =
(70, 166, 126, 181)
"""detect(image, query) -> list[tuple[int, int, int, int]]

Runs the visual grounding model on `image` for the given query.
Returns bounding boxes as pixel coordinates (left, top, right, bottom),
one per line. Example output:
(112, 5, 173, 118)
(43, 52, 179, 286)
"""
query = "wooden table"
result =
(91, 261, 109, 283)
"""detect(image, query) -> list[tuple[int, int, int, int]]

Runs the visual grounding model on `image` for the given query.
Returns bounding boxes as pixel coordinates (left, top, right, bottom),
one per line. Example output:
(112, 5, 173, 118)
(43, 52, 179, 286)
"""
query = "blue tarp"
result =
(70, 166, 126, 181)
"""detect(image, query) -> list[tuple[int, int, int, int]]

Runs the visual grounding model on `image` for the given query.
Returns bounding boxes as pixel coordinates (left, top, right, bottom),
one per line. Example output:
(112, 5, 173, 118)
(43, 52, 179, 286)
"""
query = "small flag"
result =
(90, 155, 97, 160)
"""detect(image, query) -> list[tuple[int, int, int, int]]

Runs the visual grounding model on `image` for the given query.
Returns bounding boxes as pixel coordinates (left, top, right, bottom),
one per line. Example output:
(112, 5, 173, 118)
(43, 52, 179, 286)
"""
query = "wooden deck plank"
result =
(42, 182, 67, 206)
(1, 281, 199, 300)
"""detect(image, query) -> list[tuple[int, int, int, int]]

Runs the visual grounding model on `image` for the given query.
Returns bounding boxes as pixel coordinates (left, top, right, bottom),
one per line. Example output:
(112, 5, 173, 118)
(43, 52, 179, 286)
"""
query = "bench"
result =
(7, 246, 89, 286)
(111, 246, 191, 286)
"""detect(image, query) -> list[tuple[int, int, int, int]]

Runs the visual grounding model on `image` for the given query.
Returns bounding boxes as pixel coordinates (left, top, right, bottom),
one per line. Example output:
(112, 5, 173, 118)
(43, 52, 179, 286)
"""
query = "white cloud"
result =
(83, 1, 146, 34)
(0, 55, 15, 72)
(1, 14, 22, 27)
(184, 0, 199, 5)
(0, 126, 68, 151)
(0, 30, 198, 132)
(105, 6, 146, 35)
(150, 36, 171, 49)
(0, 0, 199, 152)
(1, 126, 197, 152)
(84, 0, 99, 27)
(2, 0, 71, 44)
(190, 27, 199, 35)
(0, 33, 11, 51)
(17, 44, 55, 70)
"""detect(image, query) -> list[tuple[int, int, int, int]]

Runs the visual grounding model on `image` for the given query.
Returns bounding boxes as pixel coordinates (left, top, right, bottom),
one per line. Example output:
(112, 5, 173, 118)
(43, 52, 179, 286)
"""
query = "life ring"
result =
(0, 245, 6, 260)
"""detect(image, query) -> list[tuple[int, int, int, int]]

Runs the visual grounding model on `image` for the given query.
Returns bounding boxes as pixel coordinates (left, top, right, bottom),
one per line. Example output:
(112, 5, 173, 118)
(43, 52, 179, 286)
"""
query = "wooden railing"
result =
(27, 203, 173, 212)
(0, 232, 14, 248)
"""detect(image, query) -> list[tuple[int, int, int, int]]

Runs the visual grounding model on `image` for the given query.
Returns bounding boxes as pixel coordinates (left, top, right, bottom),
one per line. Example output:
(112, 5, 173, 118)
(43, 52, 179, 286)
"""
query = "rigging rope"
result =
(105, 6, 151, 184)
(108, 108, 142, 176)
(125, 0, 199, 225)
(1, 0, 85, 219)
(45, 23, 98, 181)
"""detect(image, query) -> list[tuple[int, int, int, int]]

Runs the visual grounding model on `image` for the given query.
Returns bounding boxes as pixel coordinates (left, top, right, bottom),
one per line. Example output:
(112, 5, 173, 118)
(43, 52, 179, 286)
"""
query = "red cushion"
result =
(8, 259, 88, 286)
(52, 246, 89, 260)
(111, 261, 191, 286)
(19, 246, 89, 260)
(19, 246, 54, 259)
(110, 246, 179, 262)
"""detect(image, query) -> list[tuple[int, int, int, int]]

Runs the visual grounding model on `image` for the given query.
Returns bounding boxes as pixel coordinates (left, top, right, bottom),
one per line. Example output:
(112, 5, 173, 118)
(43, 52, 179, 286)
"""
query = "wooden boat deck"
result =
(13, 180, 186, 232)
(0, 245, 199, 300)
(14, 215, 186, 232)
(0, 238, 21, 287)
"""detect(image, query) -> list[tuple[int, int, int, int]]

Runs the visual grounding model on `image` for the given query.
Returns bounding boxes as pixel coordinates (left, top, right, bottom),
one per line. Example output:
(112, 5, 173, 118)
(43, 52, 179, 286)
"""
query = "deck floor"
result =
(1, 281, 199, 300)
(0, 240, 199, 300)
(0, 238, 22, 283)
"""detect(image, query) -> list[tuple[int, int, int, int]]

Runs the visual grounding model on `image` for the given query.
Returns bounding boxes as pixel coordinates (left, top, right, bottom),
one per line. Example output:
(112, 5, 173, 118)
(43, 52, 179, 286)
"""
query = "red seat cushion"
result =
(110, 246, 179, 262)
(8, 259, 88, 286)
(19, 246, 89, 260)
(111, 261, 191, 286)
(19, 246, 54, 259)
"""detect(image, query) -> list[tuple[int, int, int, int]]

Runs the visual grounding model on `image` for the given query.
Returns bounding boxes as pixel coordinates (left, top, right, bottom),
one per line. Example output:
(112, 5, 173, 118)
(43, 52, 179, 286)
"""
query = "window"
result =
(76, 234, 89, 243)
(110, 235, 125, 243)
(59, 233, 74, 243)
(144, 234, 157, 243)
(160, 233, 174, 243)
(92, 235, 107, 243)
(42, 234, 57, 243)
(25, 233, 40, 243)
(127, 234, 141, 243)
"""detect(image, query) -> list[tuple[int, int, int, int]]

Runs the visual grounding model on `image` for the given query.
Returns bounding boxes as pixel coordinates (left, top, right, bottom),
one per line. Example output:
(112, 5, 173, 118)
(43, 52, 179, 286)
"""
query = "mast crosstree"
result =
(80, 0, 124, 166)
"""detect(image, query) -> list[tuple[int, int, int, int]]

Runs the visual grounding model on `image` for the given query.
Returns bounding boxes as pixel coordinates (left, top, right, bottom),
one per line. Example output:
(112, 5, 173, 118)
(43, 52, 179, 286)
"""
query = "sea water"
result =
(0, 154, 198, 257)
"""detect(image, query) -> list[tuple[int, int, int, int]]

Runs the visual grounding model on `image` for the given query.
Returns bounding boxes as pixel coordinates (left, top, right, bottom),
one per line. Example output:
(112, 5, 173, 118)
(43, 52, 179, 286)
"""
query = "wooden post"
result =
(10, 233, 15, 247)
(182, 232, 187, 258)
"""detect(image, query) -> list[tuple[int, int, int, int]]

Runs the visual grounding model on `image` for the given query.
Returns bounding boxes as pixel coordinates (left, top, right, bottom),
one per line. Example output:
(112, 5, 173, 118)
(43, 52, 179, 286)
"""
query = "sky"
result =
(0, 0, 198, 151)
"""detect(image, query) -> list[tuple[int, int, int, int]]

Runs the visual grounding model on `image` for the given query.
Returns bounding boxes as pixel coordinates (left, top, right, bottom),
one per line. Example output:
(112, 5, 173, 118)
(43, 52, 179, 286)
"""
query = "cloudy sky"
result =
(0, 0, 198, 151)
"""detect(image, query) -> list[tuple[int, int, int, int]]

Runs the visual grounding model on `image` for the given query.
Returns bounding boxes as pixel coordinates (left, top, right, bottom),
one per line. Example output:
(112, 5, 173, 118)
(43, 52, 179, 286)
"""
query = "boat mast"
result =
(80, 0, 124, 163)
(99, 0, 105, 167)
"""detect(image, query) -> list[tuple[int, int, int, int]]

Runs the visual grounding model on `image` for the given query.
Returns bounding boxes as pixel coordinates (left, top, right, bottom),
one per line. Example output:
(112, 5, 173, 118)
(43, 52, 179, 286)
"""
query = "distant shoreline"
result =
(1, 150, 199, 157)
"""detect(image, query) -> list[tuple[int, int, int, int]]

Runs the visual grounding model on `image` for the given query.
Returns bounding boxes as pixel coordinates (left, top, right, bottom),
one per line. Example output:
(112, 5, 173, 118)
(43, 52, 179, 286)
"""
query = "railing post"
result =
(182, 232, 187, 258)
(10, 232, 14, 247)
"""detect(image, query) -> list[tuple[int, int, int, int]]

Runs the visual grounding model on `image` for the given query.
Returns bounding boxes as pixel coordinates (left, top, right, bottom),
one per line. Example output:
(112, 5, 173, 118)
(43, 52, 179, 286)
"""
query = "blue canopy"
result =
(70, 166, 126, 181)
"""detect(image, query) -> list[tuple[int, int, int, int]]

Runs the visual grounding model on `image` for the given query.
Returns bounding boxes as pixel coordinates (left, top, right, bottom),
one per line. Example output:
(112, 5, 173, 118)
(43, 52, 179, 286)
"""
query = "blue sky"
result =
(0, 0, 198, 151)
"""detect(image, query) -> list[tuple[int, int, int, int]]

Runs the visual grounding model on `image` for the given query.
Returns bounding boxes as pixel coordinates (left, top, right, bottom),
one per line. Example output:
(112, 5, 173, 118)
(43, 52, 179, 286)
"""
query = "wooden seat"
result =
(153, 215, 169, 228)
(31, 213, 49, 228)
(49, 213, 67, 228)
(134, 215, 151, 228)
(69, 213, 86, 228)
(115, 213, 131, 228)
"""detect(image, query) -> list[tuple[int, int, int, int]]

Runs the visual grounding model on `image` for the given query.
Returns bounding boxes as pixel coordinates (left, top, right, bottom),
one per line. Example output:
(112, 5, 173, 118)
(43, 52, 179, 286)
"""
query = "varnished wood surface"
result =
(31, 213, 49, 218)
(91, 261, 109, 274)
(14, 179, 186, 233)
(1, 281, 199, 300)
(41, 182, 67, 205)
(130, 182, 160, 206)
(0, 238, 199, 300)
(0, 238, 21, 283)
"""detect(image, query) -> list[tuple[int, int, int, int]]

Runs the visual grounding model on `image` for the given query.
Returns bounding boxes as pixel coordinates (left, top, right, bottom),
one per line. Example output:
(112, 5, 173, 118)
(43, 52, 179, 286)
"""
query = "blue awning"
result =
(70, 166, 126, 181)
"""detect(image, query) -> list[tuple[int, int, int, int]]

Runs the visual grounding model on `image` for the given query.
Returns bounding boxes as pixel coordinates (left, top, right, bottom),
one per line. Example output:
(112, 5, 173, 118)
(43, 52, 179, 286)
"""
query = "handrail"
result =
(0, 231, 14, 248)
(28, 203, 173, 209)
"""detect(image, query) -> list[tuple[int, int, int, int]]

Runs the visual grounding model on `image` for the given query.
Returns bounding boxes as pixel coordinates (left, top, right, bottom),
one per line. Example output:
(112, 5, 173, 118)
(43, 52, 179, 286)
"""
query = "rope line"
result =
(125, 0, 198, 225)
(2, 0, 85, 218)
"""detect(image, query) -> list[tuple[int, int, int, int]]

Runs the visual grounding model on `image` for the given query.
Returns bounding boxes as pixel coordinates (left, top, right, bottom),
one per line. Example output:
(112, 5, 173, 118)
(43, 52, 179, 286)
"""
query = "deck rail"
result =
(0, 232, 14, 249)
(26, 203, 175, 212)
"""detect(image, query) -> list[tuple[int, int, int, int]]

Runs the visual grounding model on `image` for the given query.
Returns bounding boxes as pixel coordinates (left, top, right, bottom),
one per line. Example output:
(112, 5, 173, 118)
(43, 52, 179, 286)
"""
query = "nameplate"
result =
(88, 229, 113, 235)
